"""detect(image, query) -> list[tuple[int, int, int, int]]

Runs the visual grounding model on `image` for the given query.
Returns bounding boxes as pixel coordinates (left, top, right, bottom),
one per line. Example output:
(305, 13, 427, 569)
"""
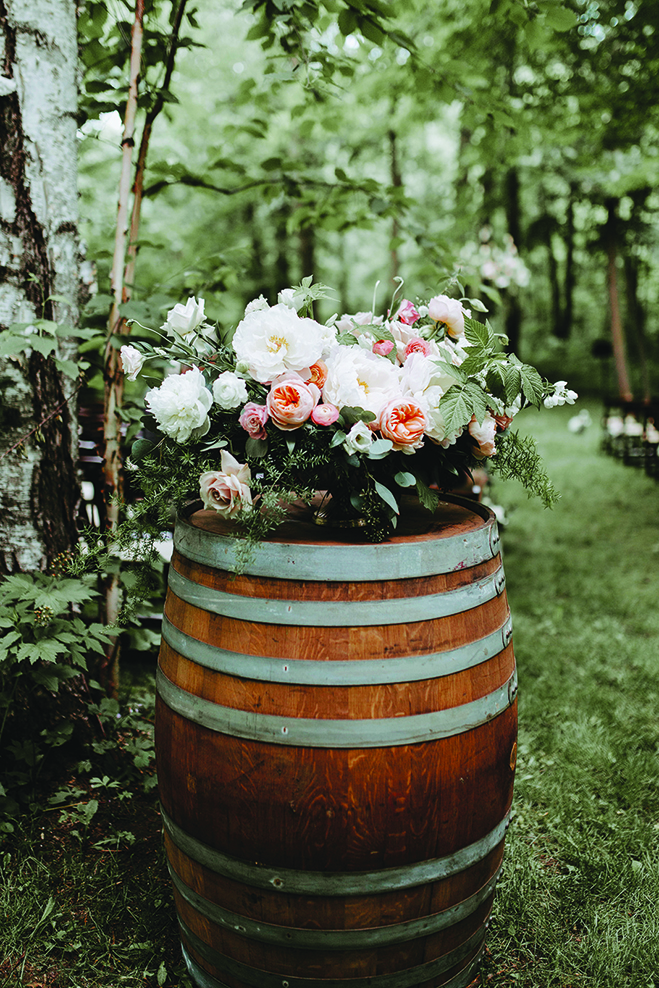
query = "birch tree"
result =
(0, 0, 79, 572)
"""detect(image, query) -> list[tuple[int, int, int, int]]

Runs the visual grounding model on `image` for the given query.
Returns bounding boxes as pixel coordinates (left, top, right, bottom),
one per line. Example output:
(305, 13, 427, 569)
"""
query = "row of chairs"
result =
(601, 398, 659, 479)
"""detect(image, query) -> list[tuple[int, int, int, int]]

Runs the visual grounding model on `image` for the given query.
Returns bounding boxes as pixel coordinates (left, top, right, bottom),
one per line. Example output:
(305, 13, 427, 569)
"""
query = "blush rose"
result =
(266, 372, 320, 431)
(199, 451, 252, 517)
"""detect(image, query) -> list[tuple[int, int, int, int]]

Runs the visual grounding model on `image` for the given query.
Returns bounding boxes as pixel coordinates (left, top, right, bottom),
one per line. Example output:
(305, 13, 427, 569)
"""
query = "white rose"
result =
(161, 297, 206, 340)
(232, 303, 325, 383)
(120, 345, 144, 382)
(212, 371, 249, 410)
(322, 345, 401, 417)
(343, 420, 373, 455)
(145, 366, 213, 443)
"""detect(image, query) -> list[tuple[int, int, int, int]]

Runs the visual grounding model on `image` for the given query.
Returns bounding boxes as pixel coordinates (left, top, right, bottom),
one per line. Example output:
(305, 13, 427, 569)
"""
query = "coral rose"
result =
(199, 451, 252, 518)
(267, 373, 320, 431)
(378, 399, 426, 453)
(373, 339, 395, 357)
(306, 361, 328, 390)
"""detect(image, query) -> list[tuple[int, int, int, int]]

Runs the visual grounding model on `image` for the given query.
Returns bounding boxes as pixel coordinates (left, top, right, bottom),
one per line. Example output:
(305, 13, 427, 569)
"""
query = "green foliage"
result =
(488, 427, 560, 508)
(0, 572, 121, 832)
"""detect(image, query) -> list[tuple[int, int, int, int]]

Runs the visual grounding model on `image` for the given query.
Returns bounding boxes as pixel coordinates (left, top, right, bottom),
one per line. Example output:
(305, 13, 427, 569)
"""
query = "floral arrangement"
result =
(121, 278, 576, 549)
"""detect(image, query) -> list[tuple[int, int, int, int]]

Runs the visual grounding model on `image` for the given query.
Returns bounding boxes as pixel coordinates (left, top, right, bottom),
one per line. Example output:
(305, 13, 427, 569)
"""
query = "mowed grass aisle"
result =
(481, 400, 659, 987)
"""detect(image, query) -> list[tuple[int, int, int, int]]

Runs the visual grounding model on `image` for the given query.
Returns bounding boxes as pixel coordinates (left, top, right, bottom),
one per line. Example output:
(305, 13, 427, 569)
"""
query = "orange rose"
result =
(378, 399, 426, 453)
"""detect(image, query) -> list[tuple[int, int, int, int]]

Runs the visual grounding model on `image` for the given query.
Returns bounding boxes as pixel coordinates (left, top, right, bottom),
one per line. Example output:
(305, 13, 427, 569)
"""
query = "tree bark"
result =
(604, 198, 633, 402)
(0, 0, 79, 573)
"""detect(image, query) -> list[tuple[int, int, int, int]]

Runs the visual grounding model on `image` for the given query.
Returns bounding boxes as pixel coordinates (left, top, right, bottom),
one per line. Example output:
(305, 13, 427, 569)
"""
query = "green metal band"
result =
(167, 564, 506, 627)
(169, 860, 501, 950)
(161, 614, 513, 686)
(162, 806, 510, 895)
(156, 666, 517, 748)
(174, 495, 500, 582)
(179, 919, 487, 988)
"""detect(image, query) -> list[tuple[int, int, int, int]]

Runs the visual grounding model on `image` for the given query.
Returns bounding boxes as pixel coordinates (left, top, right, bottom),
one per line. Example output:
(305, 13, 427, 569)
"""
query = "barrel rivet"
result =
(281, 725, 288, 735)
(272, 877, 283, 888)
(282, 981, 290, 987)
(283, 665, 289, 673)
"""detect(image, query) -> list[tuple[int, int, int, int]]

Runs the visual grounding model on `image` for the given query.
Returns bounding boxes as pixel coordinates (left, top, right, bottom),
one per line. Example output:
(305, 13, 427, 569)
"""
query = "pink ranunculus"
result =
(311, 402, 340, 426)
(266, 372, 320, 431)
(396, 299, 421, 326)
(378, 399, 426, 453)
(468, 412, 497, 458)
(427, 295, 466, 339)
(373, 339, 395, 357)
(199, 451, 252, 518)
(239, 402, 269, 440)
(404, 337, 432, 360)
(306, 360, 328, 390)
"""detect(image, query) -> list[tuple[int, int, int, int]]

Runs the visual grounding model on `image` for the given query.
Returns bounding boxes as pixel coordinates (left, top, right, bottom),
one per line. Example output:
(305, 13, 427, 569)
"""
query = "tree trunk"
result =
(563, 187, 576, 339)
(604, 198, 633, 402)
(389, 127, 402, 289)
(0, 0, 79, 573)
(623, 253, 651, 403)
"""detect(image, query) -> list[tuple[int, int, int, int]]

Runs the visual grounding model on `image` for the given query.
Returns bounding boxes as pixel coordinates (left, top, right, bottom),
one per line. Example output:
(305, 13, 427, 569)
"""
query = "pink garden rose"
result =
(468, 412, 497, 458)
(311, 402, 340, 426)
(427, 295, 466, 339)
(395, 299, 421, 326)
(199, 451, 252, 517)
(373, 339, 395, 357)
(239, 402, 269, 440)
(404, 337, 432, 360)
(378, 399, 426, 453)
(266, 372, 320, 431)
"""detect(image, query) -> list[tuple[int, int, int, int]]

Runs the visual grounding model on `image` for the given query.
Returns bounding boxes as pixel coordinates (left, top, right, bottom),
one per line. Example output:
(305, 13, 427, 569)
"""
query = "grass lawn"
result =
(1, 398, 658, 987)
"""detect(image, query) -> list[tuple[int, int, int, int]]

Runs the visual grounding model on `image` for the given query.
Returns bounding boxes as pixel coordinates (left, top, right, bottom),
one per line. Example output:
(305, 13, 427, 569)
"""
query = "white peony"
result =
(232, 303, 325, 383)
(145, 366, 213, 443)
(161, 297, 206, 340)
(322, 345, 401, 417)
(212, 371, 249, 410)
(120, 345, 144, 381)
(343, 420, 374, 455)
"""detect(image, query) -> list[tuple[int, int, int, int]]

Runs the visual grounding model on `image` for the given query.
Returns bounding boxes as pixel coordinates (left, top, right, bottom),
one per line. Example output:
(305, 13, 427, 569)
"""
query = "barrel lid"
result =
(174, 494, 500, 582)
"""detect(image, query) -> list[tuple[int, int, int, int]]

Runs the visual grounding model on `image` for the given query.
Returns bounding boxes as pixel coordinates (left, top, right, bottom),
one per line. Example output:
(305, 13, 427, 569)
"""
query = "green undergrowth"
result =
(2, 398, 659, 987)
(479, 398, 659, 987)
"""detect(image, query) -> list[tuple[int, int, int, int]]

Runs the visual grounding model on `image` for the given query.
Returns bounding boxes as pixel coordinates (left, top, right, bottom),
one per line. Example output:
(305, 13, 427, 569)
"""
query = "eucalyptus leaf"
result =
(394, 471, 416, 488)
(374, 480, 399, 515)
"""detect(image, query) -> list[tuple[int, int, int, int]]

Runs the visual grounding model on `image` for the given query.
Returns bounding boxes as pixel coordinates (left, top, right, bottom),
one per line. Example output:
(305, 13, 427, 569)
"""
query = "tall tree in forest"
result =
(0, 0, 79, 572)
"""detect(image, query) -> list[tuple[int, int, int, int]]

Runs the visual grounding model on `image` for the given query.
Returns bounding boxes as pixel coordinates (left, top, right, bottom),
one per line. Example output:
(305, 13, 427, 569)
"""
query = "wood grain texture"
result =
(157, 498, 516, 987)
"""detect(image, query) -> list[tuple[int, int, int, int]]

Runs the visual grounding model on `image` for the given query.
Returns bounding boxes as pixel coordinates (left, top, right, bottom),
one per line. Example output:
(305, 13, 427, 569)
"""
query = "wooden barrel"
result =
(155, 494, 517, 988)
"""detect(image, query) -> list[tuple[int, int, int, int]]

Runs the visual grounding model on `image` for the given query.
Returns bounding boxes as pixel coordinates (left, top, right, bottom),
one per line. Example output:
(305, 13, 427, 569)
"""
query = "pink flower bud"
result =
(373, 339, 395, 357)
